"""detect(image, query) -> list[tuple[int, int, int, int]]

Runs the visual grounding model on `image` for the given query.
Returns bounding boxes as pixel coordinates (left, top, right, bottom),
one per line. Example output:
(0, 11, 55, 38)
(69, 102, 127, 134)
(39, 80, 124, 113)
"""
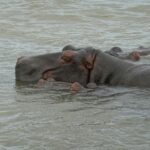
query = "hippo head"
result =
(47, 47, 98, 86)
(15, 45, 97, 86)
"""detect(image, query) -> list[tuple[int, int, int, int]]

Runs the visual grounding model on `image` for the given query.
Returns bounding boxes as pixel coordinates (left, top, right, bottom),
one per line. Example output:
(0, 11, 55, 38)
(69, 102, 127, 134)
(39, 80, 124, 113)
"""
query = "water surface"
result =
(0, 0, 150, 149)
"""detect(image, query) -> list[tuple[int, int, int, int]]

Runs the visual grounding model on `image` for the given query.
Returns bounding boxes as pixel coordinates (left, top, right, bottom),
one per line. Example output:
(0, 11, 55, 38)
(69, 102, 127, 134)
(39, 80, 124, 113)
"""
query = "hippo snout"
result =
(15, 56, 42, 82)
(15, 52, 63, 83)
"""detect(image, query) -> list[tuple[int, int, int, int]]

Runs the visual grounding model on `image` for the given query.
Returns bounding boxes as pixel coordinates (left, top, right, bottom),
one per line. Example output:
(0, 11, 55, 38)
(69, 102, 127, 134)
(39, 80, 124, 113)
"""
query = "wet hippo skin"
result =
(63, 45, 150, 61)
(15, 52, 61, 82)
(72, 48, 150, 88)
(15, 45, 150, 88)
(106, 46, 150, 61)
(15, 50, 90, 86)
(15, 45, 99, 85)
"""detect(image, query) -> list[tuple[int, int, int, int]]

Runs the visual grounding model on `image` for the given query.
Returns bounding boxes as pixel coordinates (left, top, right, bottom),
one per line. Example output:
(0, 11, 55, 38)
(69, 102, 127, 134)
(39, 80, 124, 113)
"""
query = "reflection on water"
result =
(0, 0, 150, 149)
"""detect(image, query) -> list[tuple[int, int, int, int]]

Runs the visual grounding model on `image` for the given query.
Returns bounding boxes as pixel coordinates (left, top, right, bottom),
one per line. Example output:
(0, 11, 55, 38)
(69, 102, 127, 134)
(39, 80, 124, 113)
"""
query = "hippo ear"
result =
(110, 47, 122, 53)
(62, 45, 76, 51)
(84, 53, 96, 70)
(139, 46, 144, 49)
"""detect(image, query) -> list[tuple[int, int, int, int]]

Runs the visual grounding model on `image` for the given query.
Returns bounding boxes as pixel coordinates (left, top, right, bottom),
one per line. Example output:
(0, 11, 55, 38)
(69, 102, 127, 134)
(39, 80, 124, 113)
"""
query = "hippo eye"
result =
(61, 55, 72, 63)
(60, 50, 75, 63)
(27, 68, 37, 75)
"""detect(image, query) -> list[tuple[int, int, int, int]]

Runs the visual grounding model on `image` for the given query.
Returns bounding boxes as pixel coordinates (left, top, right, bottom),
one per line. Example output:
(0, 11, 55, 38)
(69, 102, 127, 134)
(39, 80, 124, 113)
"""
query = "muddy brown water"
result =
(0, 0, 150, 149)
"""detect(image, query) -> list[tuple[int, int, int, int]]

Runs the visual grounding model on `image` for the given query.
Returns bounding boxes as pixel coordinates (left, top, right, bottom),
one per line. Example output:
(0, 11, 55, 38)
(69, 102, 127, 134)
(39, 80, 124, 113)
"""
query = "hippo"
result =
(50, 47, 150, 88)
(15, 45, 100, 84)
(105, 47, 140, 61)
(15, 45, 150, 90)
(63, 45, 139, 61)
(15, 49, 90, 87)
(15, 45, 93, 83)
(106, 46, 150, 61)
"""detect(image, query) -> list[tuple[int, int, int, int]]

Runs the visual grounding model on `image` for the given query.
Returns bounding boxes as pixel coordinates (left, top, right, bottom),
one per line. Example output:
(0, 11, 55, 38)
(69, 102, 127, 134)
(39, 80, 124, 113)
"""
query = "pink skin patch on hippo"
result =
(59, 50, 90, 74)
(70, 82, 82, 94)
(130, 51, 140, 61)
(36, 70, 55, 87)
(43, 70, 53, 80)
(59, 50, 77, 64)
(36, 78, 47, 87)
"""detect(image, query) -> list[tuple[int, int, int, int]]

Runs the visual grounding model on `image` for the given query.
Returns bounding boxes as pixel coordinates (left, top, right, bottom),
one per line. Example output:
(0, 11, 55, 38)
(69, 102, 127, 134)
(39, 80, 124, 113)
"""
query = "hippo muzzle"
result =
(15, 52, 62, 83)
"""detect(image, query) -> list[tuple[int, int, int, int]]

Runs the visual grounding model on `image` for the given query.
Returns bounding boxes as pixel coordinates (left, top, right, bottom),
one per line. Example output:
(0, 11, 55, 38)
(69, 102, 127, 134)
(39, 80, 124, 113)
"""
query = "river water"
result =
(0, 0, 150, 149)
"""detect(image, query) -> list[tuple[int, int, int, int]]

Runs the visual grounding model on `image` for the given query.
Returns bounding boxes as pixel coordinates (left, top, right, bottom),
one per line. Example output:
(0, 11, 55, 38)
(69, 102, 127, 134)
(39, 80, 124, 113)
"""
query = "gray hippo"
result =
(15, 45, 150, 90)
